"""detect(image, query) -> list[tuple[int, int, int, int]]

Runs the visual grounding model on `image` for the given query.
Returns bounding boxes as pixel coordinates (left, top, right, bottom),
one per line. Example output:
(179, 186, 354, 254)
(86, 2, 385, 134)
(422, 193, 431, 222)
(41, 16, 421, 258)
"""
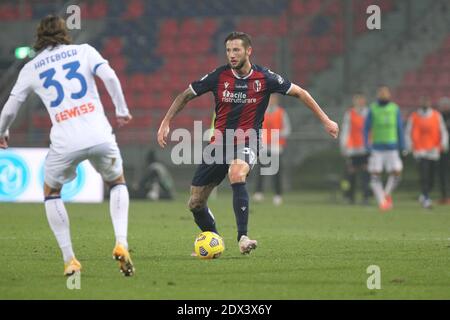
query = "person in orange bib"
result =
(340, 93, 370, 205)
(405, 97, 449, 209)
(253, 94, 291, 206)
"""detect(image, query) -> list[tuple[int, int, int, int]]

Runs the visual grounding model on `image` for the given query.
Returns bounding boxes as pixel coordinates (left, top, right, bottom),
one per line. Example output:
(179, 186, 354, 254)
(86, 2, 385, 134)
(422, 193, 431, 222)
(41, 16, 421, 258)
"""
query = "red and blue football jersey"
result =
(189, 64, 293, 145)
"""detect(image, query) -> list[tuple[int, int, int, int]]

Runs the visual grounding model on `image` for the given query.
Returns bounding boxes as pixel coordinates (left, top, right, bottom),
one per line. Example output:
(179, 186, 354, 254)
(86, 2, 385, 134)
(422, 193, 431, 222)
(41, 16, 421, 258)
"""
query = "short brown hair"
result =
(34, 15, 72, 51)
(224, 31, 252, 48)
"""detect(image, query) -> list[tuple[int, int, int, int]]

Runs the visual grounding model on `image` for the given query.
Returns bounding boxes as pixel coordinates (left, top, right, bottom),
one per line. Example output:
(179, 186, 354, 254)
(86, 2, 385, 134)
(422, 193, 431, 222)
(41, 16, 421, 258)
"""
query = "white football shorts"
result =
(368, 150, 403, 173)
(44, 141, 123, 188)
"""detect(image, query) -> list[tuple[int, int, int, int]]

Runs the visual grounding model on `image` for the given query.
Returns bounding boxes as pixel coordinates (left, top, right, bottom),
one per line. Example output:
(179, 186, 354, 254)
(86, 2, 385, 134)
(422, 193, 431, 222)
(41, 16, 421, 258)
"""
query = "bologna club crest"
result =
(253, 80, 261, 92)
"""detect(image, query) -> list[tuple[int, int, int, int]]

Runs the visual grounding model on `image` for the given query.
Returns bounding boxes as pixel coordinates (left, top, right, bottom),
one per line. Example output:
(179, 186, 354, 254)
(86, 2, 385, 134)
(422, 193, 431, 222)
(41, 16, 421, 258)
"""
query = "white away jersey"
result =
(11, 44, 115, 153)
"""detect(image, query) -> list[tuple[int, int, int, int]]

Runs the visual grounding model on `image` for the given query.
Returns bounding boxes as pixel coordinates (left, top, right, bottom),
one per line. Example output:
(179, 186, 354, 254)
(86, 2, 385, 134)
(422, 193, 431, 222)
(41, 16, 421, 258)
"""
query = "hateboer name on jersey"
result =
(34, 48, 78, 70)
(55, 102, 95, 123)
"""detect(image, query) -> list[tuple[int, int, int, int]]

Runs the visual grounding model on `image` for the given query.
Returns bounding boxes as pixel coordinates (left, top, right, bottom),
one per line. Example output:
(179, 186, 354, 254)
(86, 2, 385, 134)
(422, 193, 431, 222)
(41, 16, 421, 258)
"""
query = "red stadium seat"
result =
(436, 73, 450, 87)
(419, 72, 436, 86)
(293, 73, 310, 86)
(304, 0, 322, 15)
(159, 19, 178, 37)
(156, 38, 178, 56)
(442, 54, 450, 69)
(185, 56, 202, 74)
(317, 36, 333, 53)
(165, 57, 184, 73)
(136, 115, 152, 128)
(424, 53, 440, 67)
(196, 37, 211, 53)
(179, 19, 199, 37)
(289, 0, 305, 16)
(294, 56, 310, 70)
(259, 18, 278, 37)
(379, 0, 395, 11)
(204, 56, 220, 71)
(135, 93, 153, 109)
(325, 1, 341, 16)
(129, 73, 147, 93)
(178, 37, 196, 55)
(278, 13, 288, 36)
(122, 0, 144, 20)
(145, 74, 165, 92)
(200, 18, 218, 35)
(109, 56, 127, 73)
(333, 21, 344, 35)
(103, 37, 124, 57)
(293, 38, 315, 54)
(90, 0, 107, 19)
(18, 2, 32, 20)
(313, 54, 329, 71)
(0, 3, 16, 20)
(236, 19, 259, 36)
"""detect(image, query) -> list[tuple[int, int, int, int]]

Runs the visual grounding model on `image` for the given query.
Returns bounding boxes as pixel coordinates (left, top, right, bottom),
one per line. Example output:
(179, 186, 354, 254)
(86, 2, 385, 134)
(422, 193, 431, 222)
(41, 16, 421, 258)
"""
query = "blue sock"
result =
(190, 206, 218, 234)
(231, 182, 249, 242)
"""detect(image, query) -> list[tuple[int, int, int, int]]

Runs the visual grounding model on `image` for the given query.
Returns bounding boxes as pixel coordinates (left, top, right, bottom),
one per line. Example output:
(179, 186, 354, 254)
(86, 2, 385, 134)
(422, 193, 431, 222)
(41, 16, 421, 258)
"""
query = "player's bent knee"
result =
(106, 174, 126, 188)
(228, 173, 246, 184)
(188, 196, 206, 211)
(43, 183, 62, 197)
(228, 164, 249, 184)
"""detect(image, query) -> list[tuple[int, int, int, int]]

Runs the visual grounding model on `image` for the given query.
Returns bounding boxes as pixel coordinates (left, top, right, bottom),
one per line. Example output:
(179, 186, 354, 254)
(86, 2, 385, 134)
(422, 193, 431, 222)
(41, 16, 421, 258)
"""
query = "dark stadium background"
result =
(1, 0, 449, 194)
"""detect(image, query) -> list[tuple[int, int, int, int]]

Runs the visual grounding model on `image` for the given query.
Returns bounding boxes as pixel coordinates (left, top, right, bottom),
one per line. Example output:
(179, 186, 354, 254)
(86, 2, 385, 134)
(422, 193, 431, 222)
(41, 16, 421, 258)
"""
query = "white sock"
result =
(44, 198, 74, 263)
(385, 175, 401, 195)
(110, 184, 129, 249)
(370, 175, 385, 205)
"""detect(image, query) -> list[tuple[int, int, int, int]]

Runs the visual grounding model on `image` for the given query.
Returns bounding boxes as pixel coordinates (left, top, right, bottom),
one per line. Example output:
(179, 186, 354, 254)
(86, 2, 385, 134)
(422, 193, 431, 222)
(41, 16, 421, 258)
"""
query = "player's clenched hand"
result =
(323, 119, 339, 139)
(0, 136, 9, 149)
(116, 114, 133, 128)
(157, 120, 170, 148)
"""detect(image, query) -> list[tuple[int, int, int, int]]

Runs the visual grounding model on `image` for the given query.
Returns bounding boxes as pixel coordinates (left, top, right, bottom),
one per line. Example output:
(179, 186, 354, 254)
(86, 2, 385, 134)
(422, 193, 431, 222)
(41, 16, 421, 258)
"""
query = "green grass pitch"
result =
(0, 192, 449, 299)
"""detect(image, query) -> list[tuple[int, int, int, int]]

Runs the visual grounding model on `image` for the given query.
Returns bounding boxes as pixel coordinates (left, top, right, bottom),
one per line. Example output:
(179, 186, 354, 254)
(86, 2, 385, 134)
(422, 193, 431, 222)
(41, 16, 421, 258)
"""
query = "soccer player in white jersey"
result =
(0, 16, 134, 276)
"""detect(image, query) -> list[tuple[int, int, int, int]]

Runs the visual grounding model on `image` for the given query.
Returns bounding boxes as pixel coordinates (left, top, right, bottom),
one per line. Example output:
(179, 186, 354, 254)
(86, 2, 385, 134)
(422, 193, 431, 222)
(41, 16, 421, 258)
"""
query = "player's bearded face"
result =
(226, 40, 251, 70)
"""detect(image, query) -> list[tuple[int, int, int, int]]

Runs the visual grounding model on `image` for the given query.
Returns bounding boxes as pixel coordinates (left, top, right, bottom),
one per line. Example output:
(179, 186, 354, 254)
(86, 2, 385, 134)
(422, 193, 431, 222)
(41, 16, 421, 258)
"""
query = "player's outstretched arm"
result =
(287, 84, 339, 139)
(96, 63, 132, 128)
(157, 88, 196, 148)
(0, 96, 23, 149)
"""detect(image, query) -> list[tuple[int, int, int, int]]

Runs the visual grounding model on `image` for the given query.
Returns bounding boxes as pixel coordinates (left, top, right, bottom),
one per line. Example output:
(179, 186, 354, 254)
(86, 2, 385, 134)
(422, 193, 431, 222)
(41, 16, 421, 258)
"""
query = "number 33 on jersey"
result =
(10, 44, 118, 153)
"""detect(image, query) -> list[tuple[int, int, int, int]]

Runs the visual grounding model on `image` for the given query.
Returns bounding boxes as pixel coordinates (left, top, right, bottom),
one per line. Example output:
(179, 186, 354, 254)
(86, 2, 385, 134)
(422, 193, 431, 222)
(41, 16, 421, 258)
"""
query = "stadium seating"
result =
(0, 1, 32, 20)
(15, 0, 398, 144)
(395, 34, 450, 110)
(289, 0, 395, 86)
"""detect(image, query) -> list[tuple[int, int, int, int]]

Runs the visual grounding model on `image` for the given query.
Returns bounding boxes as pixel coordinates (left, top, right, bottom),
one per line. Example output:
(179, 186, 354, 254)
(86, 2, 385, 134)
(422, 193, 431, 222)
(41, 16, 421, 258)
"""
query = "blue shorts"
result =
(191, 144, 257, 187)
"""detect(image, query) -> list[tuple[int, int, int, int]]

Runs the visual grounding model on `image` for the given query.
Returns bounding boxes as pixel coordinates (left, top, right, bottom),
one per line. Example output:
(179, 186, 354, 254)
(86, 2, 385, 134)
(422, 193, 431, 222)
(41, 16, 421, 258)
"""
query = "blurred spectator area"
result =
(289, 0, 395, 85)
(8, 0, 449, 147)
(394, 34, 450, 112)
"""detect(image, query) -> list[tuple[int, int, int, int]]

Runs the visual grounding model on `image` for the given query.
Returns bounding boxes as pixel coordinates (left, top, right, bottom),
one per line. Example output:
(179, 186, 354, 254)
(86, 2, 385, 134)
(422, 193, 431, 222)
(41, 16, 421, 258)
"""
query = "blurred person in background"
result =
(132, 150, 175, 201)
(405, 97, 449, 209)
(364, 86, 405, 212)
(339, 93, 370, 205)
(437, 97, 450, 204)
(253, 94, 291, 206)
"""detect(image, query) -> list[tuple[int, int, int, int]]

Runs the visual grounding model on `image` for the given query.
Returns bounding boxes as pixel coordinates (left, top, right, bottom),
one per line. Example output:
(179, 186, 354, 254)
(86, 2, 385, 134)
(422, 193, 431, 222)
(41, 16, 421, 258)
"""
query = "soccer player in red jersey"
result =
(157, 32, 338, 254)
